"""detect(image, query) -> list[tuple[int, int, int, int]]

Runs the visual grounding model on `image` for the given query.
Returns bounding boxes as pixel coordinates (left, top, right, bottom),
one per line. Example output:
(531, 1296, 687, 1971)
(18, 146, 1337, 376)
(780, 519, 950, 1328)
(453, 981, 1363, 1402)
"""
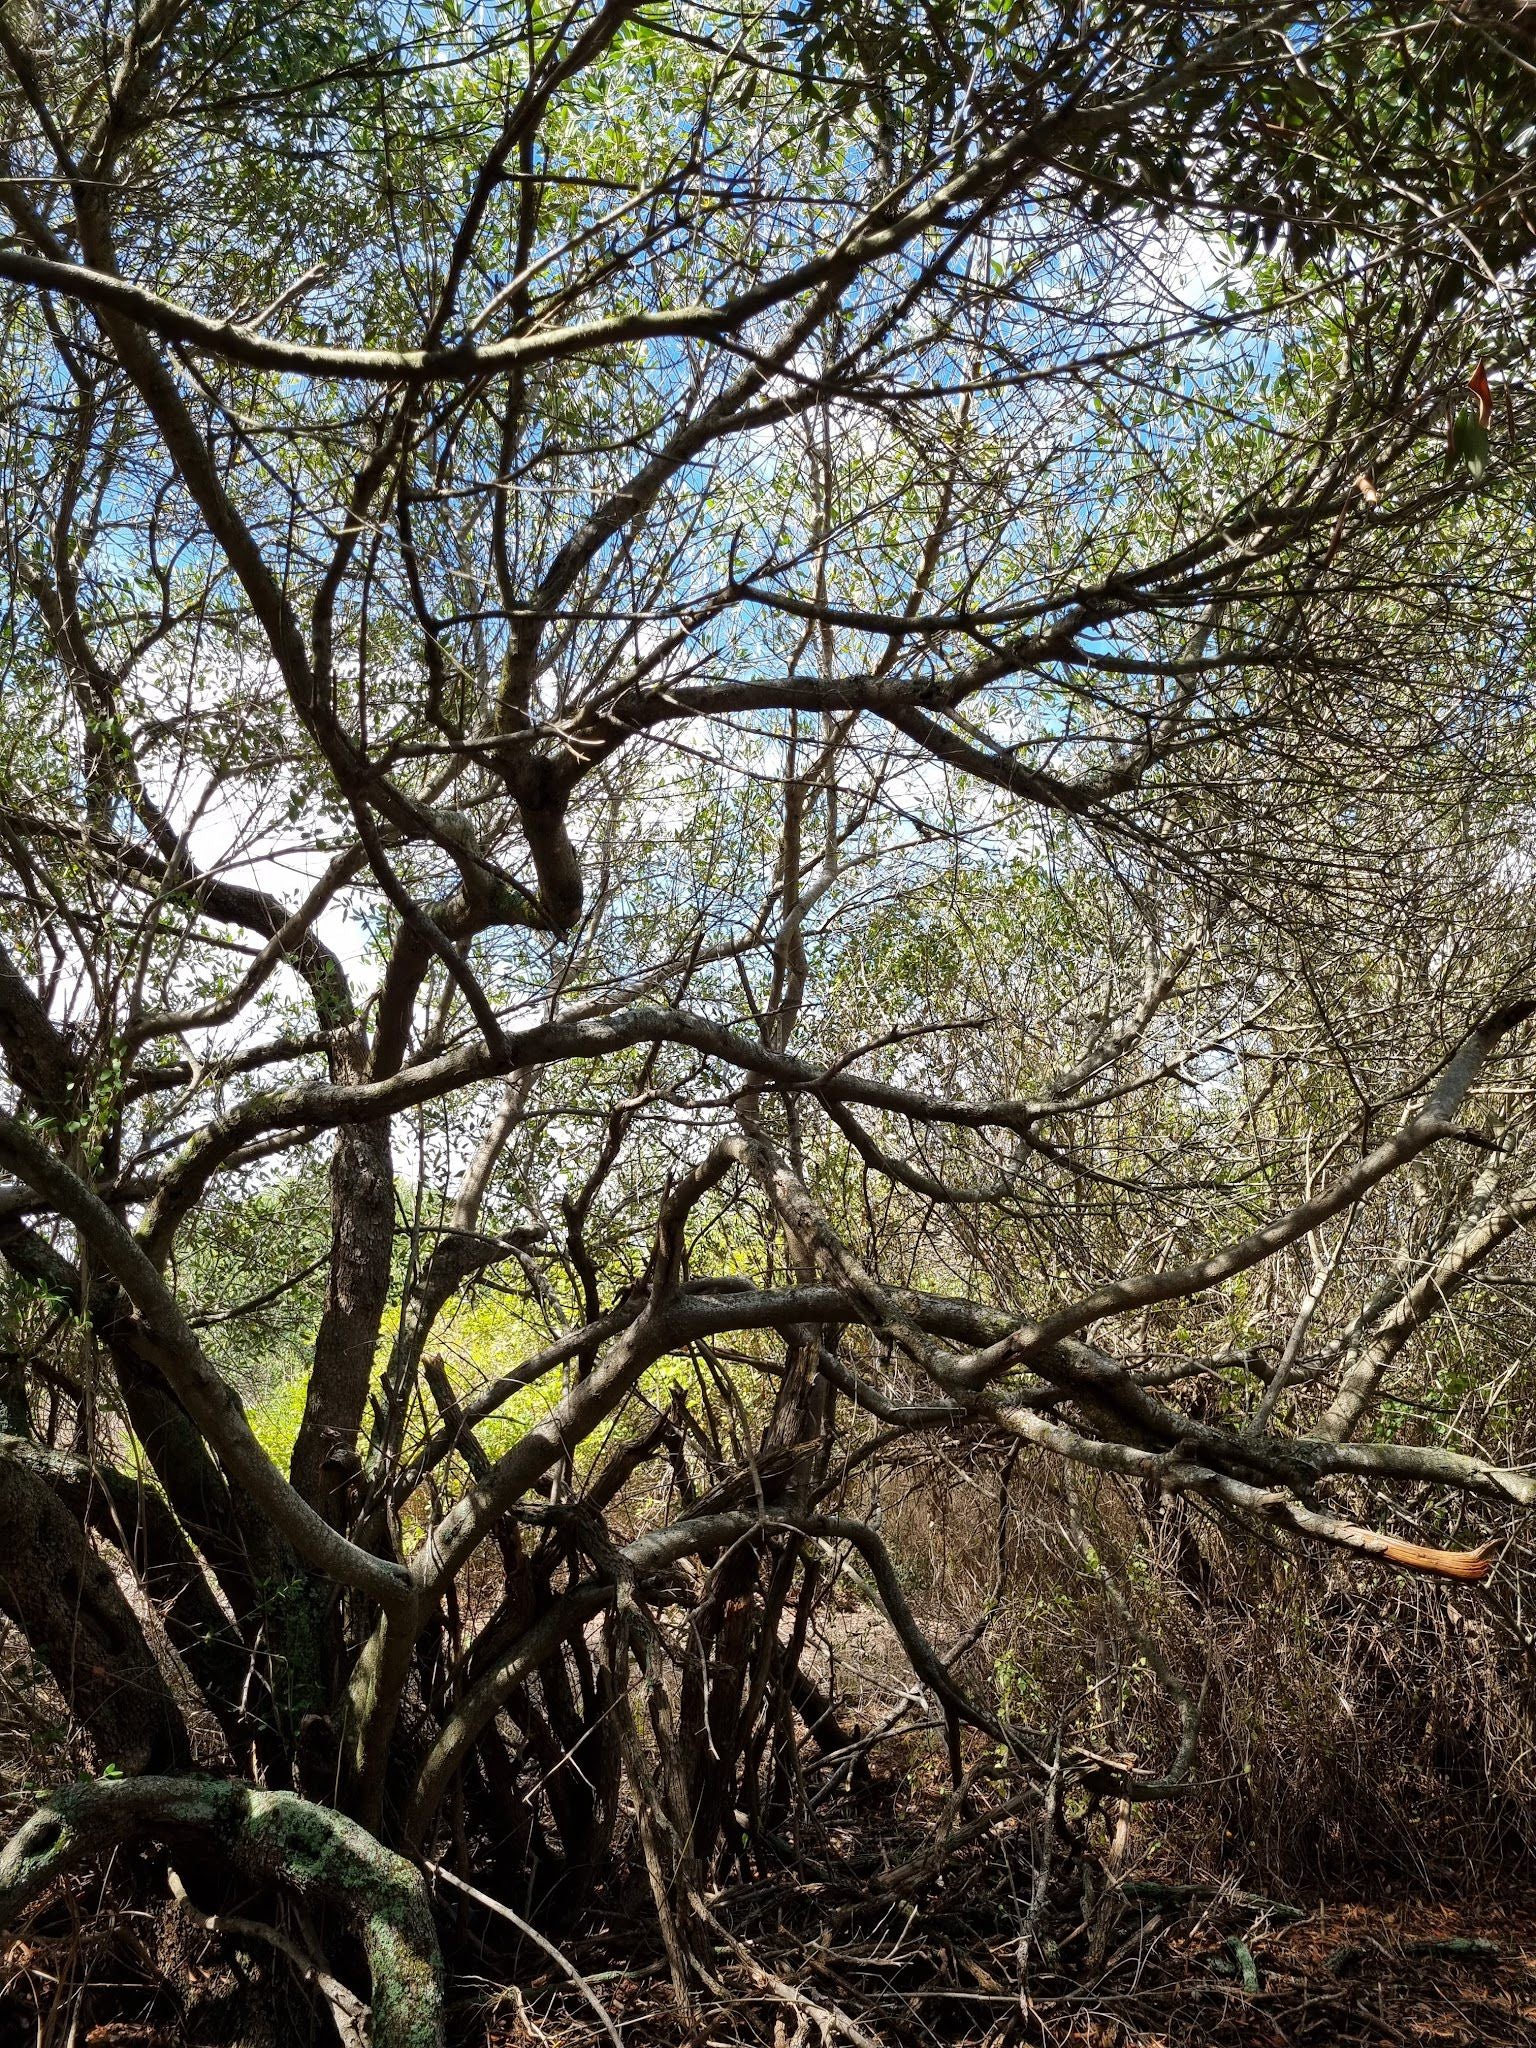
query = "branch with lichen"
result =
(0, 1779, 443, 2048)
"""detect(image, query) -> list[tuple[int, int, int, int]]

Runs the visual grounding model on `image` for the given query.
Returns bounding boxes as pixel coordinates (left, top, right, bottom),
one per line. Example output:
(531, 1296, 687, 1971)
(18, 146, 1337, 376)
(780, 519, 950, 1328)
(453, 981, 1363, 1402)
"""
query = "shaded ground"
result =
(472, 1885, 1536, 2046)
(6, 1864, 1536, 2047)
(5, 1714, 1534, 2048)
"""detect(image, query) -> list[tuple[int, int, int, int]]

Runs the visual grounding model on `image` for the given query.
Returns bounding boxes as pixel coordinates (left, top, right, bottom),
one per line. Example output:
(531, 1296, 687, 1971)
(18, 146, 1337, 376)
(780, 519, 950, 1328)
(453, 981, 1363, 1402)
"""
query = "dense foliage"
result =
(5, 0, 1536, 2037)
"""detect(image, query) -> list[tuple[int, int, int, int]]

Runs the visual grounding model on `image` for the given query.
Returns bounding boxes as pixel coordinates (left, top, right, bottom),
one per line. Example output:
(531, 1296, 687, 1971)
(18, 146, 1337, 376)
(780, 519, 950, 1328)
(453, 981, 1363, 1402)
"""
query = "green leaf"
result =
(1452, 408, 1491, 482)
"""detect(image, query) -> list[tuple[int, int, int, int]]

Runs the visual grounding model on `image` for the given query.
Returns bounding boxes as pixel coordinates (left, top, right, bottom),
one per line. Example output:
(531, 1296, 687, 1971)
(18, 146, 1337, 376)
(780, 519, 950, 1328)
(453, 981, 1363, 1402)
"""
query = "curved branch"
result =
(950, 998, 1536, 1380)
(0, 1451, 189, 1772)
(404, 1511, 756, 1847)
(0, 1432, 275, 1768)
(0, 1780, 442, 2048)
(1317, 1180, 1536, 1442)
(0, 1115, 414, 1613)
(0, 93, 1137, 387)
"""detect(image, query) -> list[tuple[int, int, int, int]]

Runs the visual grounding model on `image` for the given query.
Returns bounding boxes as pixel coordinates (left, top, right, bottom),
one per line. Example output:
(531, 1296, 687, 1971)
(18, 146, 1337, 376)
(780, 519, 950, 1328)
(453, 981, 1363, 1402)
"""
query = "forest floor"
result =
(475, 1883, 1536, 2047)
(5, 1830, 1535, 2048)
(8, 1620, 1536, 2047)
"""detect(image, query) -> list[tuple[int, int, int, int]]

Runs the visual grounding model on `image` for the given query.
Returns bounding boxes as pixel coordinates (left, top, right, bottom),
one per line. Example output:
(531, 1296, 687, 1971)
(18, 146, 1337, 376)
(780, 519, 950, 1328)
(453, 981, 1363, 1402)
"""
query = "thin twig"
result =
(424, 1857, 625, 2048)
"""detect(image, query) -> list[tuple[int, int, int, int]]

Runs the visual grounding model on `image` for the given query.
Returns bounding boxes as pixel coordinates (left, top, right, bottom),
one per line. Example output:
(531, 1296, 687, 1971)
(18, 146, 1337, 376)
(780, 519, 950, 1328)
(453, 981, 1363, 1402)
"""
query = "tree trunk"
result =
(0, 1456, 188, 1774)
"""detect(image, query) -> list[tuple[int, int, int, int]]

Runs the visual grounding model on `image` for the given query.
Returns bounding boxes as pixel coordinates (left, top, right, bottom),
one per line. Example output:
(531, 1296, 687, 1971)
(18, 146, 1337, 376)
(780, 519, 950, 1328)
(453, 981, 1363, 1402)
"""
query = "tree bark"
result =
(0, 1779, 444, 2048)
(0, 1456, 188, 1774)
(291, 1115, 395, 1514)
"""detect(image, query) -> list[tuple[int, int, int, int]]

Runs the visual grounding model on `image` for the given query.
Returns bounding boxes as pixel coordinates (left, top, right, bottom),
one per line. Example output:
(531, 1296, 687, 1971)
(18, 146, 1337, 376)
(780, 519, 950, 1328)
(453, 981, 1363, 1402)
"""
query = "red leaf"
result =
(1469, 361, 1493, 428)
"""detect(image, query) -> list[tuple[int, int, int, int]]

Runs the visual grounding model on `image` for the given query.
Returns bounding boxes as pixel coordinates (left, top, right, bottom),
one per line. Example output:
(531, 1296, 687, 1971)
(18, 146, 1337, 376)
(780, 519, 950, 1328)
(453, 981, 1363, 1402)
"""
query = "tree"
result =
(2, 0, 1536, 2034)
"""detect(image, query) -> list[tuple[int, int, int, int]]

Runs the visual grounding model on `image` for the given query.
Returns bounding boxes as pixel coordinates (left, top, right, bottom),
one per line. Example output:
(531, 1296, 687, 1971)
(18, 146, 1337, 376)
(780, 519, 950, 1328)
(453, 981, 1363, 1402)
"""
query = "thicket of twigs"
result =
(10, 0, 1536, 2043)
(8, 1424, 1536, 2048)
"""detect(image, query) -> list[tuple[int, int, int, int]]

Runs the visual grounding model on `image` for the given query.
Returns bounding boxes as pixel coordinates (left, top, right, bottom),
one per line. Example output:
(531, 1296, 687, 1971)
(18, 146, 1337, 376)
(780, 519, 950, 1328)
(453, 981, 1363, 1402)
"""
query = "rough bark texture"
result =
(0, 1456, 189, 1774)
(0, 1433, 278, 1774)
(291, 1114, 395, 1514)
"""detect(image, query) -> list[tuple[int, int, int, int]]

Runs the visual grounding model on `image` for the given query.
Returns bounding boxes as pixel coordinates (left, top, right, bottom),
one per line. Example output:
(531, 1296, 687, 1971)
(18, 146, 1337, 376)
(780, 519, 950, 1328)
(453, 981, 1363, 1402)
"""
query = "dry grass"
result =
(872, 1437, 1536, 1894)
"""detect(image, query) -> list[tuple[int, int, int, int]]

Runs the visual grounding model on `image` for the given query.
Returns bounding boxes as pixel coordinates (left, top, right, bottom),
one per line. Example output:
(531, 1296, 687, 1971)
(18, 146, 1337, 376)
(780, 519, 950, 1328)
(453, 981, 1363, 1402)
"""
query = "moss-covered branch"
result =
(0, 1779, 442, 2048)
